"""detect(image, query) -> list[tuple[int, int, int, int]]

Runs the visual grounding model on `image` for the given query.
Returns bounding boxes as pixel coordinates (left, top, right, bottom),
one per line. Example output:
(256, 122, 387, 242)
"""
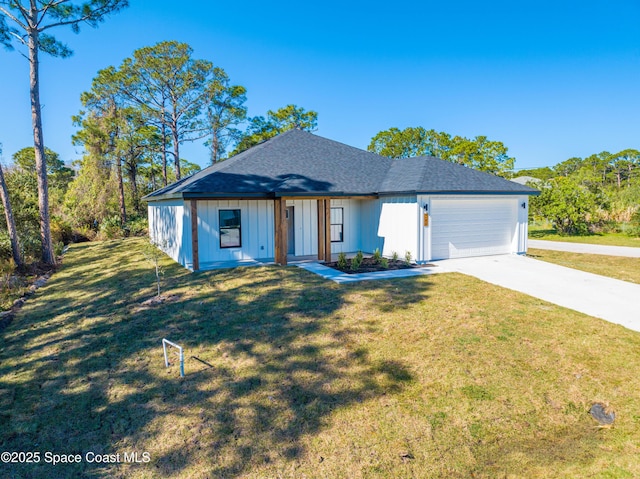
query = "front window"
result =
(219, 209, 241, 248)
(330, 207, 343, 243)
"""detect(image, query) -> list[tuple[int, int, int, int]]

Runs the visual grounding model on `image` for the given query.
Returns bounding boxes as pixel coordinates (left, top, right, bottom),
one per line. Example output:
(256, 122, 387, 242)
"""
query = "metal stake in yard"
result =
(162, 339, 184, 377)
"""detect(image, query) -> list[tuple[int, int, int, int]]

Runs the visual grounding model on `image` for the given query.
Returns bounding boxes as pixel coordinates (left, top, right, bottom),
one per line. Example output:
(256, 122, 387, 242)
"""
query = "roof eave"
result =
(379, 189, 540, 196)
(274, 191, 376, 198)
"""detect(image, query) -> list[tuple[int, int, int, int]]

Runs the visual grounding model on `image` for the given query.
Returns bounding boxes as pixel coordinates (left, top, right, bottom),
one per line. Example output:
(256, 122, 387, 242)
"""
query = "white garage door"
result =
(430, 198, 517, 260)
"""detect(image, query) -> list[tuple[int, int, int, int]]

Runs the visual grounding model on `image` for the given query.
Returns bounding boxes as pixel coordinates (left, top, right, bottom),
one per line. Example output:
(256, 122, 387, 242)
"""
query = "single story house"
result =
(144, 129, 539, 271)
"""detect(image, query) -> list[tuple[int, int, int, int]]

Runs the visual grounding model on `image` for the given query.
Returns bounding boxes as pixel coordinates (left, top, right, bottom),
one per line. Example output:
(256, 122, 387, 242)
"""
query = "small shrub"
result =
(372, 248, 382, 263)
(380, 257, 389, 268)
(50, 216, 73, 244)
(99, 215, 125, 240)
(0, 259, 16, 289)
(404, 251, 412, 265)
(337, 252, 347, 269)
(351, 251, 364, 271)
(391, 251, 399, 262)
(21, 231, 42, 261)
(142, 239, 166, 297)
(0, 231, 13, 261)
(623, 209, 640, 237)
(73, 225, 96, 242)
(126, 217, 148, 237)
(54, 241, 65, 257)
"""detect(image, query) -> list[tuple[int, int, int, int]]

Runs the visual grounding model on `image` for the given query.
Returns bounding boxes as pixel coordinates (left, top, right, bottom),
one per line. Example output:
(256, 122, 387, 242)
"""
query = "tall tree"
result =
(0, 0, 128, 264)
(530, 177, 597, 235)
(119, 41, 212, 180)
(116, 108, 161, 214)
(0, 144, 23, 267)
(232, 104, 317, 155)
(369, 127, 515, 177)
(368, 127, 451, 159)
(554, 157, 583, 177)
(203, 68, 247, 164)
(75, 66, 129, 224)
(609, 149, 640, 188)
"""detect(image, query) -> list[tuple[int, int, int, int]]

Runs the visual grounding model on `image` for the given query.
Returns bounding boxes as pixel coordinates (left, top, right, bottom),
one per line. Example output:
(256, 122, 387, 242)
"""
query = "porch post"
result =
(317, 199, 326, 261)
(274, 198, 288, 265)
(189, 200, 199, 272)
(324, 199, 332, 262)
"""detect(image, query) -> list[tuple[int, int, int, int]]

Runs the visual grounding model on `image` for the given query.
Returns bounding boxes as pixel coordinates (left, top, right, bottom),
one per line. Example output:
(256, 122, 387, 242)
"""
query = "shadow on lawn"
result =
(0, 240, 427, 478)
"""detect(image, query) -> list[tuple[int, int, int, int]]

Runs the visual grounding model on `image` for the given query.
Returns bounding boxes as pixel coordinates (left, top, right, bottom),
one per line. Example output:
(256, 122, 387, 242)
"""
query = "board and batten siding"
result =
(285, 199, 318, 256)
(375, 196, 420, 260)
(328, 199, 361, 254)
(148, 200, 193, 269)
(197, 199, 274, 268)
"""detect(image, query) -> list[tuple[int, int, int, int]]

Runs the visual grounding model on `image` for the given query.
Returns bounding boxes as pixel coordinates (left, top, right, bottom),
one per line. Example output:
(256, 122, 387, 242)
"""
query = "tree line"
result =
(0, 1, 319, 268)
(70, 40, 318, 228)
(0, 29, 318, 266)
(522, 150, 640, 235)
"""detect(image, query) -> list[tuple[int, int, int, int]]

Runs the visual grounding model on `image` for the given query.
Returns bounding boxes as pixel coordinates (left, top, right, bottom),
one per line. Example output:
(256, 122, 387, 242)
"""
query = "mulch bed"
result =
(325, 256, 434, 275)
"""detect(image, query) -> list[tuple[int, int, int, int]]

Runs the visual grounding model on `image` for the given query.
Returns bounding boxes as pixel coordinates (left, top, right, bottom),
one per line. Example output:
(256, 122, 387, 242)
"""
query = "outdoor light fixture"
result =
(423, 204, 429, 212)
(521, 202, 526, 209)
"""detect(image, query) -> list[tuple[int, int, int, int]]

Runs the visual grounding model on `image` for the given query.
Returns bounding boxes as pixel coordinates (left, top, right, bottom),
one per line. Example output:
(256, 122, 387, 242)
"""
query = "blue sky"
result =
(1, 0, 640, 170)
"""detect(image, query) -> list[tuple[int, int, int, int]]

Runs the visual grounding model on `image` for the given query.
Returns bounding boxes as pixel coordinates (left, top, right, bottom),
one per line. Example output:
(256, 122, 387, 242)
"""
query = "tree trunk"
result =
(28, 30, 55, 265)
(171, 123, 181, 180)
(211, 131, 219, 165)
(161, 121, 168, 186)
(127, 160, 140, 213)
(0, 164, 23, 268)
(115, 155, 127, 224)
(149, 155, 157, 191)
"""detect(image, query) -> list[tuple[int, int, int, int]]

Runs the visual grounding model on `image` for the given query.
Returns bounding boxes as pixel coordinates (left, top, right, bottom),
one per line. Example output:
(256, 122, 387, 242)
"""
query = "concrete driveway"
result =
(529, 239, 640, 257)
(435, 254, 640, 333)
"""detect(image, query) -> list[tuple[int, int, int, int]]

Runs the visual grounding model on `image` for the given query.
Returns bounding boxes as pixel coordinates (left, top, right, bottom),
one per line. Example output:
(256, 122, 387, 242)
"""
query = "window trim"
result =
(330, 207, 344, 243)
(219, 209, 242, 249)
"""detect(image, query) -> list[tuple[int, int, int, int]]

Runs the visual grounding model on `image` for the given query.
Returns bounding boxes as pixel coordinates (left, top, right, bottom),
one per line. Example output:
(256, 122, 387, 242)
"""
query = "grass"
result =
(528, 248, 640, 284)
(529, 226, 640, 248)
(2, 238, 640, 478)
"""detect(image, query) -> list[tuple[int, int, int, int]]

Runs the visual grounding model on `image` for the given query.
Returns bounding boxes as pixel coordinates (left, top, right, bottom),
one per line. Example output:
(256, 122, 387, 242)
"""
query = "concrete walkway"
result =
(435, 254, 640, 333)
(529, 239, 640, 257)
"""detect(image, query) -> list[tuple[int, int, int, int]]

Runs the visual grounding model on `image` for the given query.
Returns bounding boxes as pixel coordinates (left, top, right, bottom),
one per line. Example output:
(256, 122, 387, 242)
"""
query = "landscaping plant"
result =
(337, 252, 347, 269)
(350, 251, 363, 271)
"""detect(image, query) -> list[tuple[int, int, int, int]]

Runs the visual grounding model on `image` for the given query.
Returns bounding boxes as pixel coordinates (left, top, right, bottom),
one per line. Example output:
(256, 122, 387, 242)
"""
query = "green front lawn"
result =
(528, 248, 640, 284)
(529, 227, 640, 248)
(2, 238, 640, 478)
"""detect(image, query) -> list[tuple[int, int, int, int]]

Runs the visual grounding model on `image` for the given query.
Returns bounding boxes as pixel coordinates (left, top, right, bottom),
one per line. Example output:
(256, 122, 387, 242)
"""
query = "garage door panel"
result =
(431, 198, 517, 260)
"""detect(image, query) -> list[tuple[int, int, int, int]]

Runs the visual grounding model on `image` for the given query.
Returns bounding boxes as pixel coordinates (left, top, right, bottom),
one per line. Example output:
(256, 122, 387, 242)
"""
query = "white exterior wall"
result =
(197, 199, 274, 268)
(359, 199, 384, 253)
(514, 195, 529, 254)
(147, 200, 192, 269)
(377, 196, 420, 260)
(329, 199, 361, 254)
(286, 199, 318, 256)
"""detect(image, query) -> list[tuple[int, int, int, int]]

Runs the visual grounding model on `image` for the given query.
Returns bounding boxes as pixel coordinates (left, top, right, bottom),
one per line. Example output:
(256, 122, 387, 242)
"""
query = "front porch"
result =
(273, 198, 334, 266)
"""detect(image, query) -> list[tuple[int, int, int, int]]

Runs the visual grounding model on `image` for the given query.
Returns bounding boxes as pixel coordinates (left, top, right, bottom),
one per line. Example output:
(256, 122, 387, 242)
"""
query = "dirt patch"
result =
(325, 257, 435, 275)
(135, 294, 180, 312)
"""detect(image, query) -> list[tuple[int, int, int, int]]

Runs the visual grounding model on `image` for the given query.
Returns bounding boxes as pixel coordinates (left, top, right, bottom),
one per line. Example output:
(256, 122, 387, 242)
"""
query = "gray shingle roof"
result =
(145, 130, 538, 200)
(381, 156, 539, 194)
